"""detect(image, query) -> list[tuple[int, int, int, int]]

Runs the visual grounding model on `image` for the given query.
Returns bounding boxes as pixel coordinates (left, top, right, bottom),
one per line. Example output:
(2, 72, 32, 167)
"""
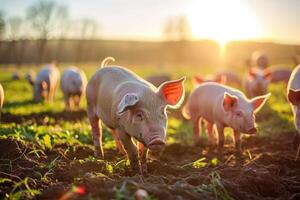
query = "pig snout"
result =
(246, 127, 257, 134)
(147, 137, 165, 151)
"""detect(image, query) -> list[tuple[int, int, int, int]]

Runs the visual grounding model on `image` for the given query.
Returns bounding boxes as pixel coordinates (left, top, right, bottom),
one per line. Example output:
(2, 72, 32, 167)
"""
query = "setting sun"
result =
(186, 0, 263, 46)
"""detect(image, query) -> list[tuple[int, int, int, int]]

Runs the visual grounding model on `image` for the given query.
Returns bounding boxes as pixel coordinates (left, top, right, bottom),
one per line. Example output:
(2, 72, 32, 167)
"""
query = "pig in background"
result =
(244, 67, 272, 98)
(25, 69, 35, 85)
(287, 65, 300, 150)
(250, 51, 269, 69)
(145, 74, 171, 88)
(270, 68, 292, 83)
(0, 83, 4, 120)
(30, 64, 60, 102)
(12, 71, 20, 80)
(214, 71, 242, 88)
(61, 67, 87, 111)
(182, 82, 270, 158)
(192, 74, 227, 86)
(86, 57, 185, 173)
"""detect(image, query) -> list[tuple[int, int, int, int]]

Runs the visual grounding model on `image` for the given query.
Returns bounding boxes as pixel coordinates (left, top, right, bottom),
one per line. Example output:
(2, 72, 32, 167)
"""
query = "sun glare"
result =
(186, 0, 262, 47)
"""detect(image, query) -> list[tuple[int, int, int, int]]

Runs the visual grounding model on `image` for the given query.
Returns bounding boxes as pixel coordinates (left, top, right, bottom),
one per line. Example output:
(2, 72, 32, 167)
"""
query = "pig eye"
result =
(236, 111, 243, 117)
(135, 111, 144, 122)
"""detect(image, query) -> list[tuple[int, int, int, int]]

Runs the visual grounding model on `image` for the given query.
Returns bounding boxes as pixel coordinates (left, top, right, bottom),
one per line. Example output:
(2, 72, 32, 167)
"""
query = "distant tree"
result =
(7, 17, 23, 64)
(163, 15, 191, 41)
(54, 5, 70, 61)
(26, 0, 68, 64)
(75, 18, 98, 62)
(0, 11, 5, 40)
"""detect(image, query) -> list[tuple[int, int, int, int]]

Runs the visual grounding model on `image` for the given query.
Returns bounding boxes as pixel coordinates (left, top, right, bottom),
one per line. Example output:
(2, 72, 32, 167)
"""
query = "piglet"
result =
(0, 83, 4, 120)
(192, 74, 226, 86)
(86, 57, 185, 173)
(215, 71, 242, 87)
(287, 65, 300, 149)
(61, 67, 87, 111)
(182, 82, 270, 157)
(251, 51, 269, 69)
(271, 68, 292, 83)
(244, 68, 272, 98)
(146, 75, 171, 88)
(33, 64, 60, 102)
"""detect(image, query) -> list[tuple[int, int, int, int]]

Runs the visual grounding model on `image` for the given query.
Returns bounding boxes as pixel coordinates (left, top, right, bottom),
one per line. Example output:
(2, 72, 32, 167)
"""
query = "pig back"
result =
(88, 66, 150, 127)
(288, 65, 300, 90)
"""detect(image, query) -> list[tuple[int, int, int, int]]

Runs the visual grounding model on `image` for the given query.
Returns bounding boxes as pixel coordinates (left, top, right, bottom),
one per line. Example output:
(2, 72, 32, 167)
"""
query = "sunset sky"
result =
(1, 0, 300, 44)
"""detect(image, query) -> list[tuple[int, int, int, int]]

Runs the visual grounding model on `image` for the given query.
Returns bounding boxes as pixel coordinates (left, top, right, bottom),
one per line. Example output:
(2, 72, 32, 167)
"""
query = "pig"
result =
(270, 68, 292, 83)
(182, 82, 270, 157)
(244, 68, 272, 98)
(61, 67, 87, 111)
(192, 74, 226, 86)
(0, 83, 4, 120)
(25, 69, 35, 86)
(251, 51, 269, 69)
(86, 57, 185, 173)
(12, 71, 20, 80)
(146, 75, 171, 88)
(214, 71, 242, 87)
(287, 65, 300, 149)
(33, 64, 60, 102)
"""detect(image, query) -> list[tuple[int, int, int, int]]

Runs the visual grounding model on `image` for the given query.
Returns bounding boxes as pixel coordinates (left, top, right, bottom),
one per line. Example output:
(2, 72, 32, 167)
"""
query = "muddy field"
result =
(1, 111, 300, 200)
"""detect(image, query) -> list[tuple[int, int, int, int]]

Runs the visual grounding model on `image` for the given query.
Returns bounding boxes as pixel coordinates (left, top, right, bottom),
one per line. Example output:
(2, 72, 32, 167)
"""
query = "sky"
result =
(1, 0, 300, 44)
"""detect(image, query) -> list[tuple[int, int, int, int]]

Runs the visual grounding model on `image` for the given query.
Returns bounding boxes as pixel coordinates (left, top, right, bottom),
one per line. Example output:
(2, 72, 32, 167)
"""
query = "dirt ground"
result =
(1, 126, 300, 200)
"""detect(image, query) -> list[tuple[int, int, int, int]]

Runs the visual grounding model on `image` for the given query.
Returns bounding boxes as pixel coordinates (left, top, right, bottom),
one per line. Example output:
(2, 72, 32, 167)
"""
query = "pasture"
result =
(0, 63, 299, 200)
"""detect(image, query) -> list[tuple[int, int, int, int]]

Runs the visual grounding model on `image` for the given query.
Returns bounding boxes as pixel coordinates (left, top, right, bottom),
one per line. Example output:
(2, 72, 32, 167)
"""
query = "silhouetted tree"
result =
(26, 0, 67, 64)
(163, 15, 191, 41)
(75, 18, 98, 62)
(54, 5, 69, 61)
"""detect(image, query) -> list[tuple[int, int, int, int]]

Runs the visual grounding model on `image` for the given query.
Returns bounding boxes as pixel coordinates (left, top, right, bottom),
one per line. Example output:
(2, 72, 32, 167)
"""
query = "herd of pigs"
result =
(1, 51, 300, 174)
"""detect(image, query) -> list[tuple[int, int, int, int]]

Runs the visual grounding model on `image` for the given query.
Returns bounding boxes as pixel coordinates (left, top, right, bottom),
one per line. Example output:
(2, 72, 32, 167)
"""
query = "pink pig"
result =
(183, 82, 270, 156)
(61, 67, 87, 111)
(192, 74, 227, 86)
(270, 68, 292, 84)
(244, 68, 272, 98)
(287, 65, 300, 149)
(86, 57, 185, 173)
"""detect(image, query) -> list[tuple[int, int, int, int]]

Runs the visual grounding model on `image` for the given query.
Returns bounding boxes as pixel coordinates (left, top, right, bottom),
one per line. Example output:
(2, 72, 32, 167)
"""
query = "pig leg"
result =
(64, 94, 71, 111)
(87, 111, 103, 158)
(206, 121, 216, 146)
(192, 116, 201, 145)
(138, 142, 148, 174)
(111, 129, 126, 155)
(293, 132, 300, 150)
(118, 130, 139, 172)
(233, 130, 242, 156)
(216, 122, 225, 160)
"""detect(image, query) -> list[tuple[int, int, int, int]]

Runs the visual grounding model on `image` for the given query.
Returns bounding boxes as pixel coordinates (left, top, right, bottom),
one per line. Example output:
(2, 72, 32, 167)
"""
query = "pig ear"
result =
(215, 75, 227, 84)
(158, 77, 185, 108)
(41, 81, 48, 90)
(263, 69, 272, 81)
(248, 68, 257, 77)
(288, 89, 300, 105)
(192, 75, 204, 85)
(117, 93, 139, 115)
(222, 92, 238, 112)
(250, 93, 271, 113)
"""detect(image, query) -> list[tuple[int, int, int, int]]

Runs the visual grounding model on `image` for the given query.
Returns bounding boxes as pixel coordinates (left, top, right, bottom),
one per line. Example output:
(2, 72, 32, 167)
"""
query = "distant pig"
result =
(0, 83, 4, 120)
(182, 82, 270, 156)
(86, 57, 185, 173)
(33, 64, 60, 102)
(215, 71, 242, 87)
(270, 68, 292, 83)
(287, 65, 300, 149)
(25, 69, 35, 85)
(61, 67, 87, 111)
(251, 51, 269, 69)
(244, 68, 272, 98)
(146, 75, 171, 88)
(192, 74, 226, 86)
